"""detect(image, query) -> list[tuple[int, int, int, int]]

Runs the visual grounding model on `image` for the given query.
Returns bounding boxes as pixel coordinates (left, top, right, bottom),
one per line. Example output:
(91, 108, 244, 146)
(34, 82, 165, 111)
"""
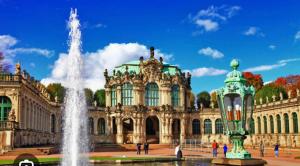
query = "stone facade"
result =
(0, 47, 299, 154)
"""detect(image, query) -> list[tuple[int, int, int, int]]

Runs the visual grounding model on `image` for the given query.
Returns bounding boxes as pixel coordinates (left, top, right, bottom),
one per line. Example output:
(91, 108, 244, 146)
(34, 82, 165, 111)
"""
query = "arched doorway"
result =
(172, 119, 181, 141)
(146, 116, 160, 143)
(123, 118, 133, 143)
(0, 96, 12, 121)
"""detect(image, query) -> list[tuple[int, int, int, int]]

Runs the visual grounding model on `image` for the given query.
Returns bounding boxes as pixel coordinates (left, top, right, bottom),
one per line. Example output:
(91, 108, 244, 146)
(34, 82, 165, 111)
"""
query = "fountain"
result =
(61, 9, 89, 166)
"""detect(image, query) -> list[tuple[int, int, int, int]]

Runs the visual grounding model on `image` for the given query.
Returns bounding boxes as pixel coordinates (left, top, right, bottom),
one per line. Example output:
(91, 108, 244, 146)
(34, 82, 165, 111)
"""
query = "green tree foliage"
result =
(255, 83, 288, 104)
(84, 88, 94, 106)
(189, 93, 195, 109)
(94, 89, 106, 107)
(46, 83, 65, 103)
(197, 91, 211, 108)
(0, 52, 10, 73)
(243, 72, 264, 91)
(210, 91, 219, 108)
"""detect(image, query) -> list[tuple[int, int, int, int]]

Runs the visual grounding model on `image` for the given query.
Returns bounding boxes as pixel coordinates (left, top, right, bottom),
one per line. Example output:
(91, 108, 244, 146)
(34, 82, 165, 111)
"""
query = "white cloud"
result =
(244, 26, 264, 36)
(198, 47, 224, 59)
(186, 67, 228, 77)
(269, 45, 276, 50)
(190, 5, 241, 33)
(243, 58, 300, 72)
(0, 35, 54, 65)
(295, 31, 300, 41)
(41, 43, 172, 91)
(94, 23, 106, 28)
(278, 58, 300, 64)
(195, 19, 219, 32)
(243, 63, 286, 72)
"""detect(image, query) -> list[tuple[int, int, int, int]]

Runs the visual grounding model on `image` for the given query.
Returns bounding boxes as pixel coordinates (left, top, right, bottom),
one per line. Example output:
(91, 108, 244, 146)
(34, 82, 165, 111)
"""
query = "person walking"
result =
(212, 140, 218, 157)
(144, 141, 149, 155)
(259, 141, 264, 157)
(175, 144, 182, 159)
(136, 143, 141, 155)
(274, 143, 279, 157)
(223, 144, 228, 158)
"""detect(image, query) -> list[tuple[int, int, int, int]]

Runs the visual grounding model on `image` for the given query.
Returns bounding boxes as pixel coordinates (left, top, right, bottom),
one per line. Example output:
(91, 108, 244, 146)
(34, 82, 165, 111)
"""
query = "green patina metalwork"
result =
(216, 59, 255, 159)
(114, 60, 181, 76)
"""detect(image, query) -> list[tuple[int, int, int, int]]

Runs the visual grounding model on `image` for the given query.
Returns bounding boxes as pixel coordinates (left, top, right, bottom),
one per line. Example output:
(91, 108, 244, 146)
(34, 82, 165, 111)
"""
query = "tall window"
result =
(0, 96, 12, 121)
(204, 119, 212, 134)
(276, 115, 281, 134)
(51, 114, 56, 133)
(171, 85, 180, 107)
(122, 83, 133, 105)
(111, 85, 117, 106)
(284, 113, 289, 133)
(257, 117, 261, 134)
(192, 119, 200, 135)
(292, 112, 298, 133)
(270, 115, 274, 134)
(98, 118, 106, 135)
(145, 83, 159, 106)
(249, 118, 255, 134)
(89, 117, 94, 135)
(215, 118, 223, 134)
(263, 116, 267, 133)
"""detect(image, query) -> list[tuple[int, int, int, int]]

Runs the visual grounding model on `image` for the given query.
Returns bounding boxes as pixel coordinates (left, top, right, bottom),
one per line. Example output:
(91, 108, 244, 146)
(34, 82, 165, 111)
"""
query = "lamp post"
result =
(216, 59, 255, 159)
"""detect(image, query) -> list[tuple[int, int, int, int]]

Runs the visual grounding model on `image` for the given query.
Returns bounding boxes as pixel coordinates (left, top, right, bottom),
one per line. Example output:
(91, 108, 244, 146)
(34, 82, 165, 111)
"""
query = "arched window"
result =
(145, 83, 159, 106)
(122, 83, 133, 105)
(204, 119, 212, 134)
(51, 114, 56, 133)
(171, 85, 180, 107)
(192, 119, 200, 135)
(292, 112, 298, 133)
(257, 117, 261, 134)
(0, 96, 12, 121)
(215, 118, 223, 134)
(111, 85, 117, 106)
(263, 116, 267, 133)
(98, 118, 106, 135)
(270, 115, 274, 134)
(284, 113, 289, 133)
(276, 115, 281, 134)
(249, 118, 255, 134)
(89, 117, 94, 135)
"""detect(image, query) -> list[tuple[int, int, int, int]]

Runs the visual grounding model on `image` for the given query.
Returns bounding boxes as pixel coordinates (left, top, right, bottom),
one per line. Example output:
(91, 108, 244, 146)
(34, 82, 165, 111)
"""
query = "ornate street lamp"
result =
(216, 59, 255, 159)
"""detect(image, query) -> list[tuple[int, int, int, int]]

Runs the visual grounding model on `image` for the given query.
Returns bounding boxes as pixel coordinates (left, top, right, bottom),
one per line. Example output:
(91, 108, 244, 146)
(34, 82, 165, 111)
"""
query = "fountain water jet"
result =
(61, 9, 89, 166)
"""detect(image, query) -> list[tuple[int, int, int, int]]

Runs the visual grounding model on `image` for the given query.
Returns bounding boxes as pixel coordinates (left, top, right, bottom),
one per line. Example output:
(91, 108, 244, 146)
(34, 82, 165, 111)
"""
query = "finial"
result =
(150, 46, 155, 58)
(230, 59, 239, 70)
(159, 57, 163, 63)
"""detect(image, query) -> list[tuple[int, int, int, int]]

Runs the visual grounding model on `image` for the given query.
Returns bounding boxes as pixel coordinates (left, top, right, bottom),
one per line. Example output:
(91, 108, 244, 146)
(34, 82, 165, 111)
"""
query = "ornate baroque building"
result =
(0, 47, 299, 154)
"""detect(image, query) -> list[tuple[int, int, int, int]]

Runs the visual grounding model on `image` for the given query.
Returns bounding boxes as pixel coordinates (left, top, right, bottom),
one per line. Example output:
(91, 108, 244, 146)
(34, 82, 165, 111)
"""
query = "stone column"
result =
(116, 117, 123, 144)
(117, 86, 122, 105)
(298, 112, 300, 135)
(274, 116, 278, 134)
(266, 115, 270, 134)
(105, 88, 111, 107)
(212, 118, 216, 134)
(281, 114, 286, 134)
(166, 87, 172, 105)
(94, 117, 98, 135)
(179, 87, 185, 108)
(254, 116, 259, 134)
(289, 113, 294, 134)
(180, 118, 186, 143)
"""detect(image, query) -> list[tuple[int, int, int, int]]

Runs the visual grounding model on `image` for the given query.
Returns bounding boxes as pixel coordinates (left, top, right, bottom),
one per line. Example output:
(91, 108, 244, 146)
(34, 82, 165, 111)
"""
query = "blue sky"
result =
(1, 0, 300, 94)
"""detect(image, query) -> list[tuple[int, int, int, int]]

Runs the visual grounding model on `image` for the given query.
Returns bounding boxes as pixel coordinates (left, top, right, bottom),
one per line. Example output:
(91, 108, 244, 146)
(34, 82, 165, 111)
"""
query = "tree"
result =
(255, 83, 288, 104)
(84, 88, 94, 106)
(0, 52, 10, 73)
(243, 72, 264, 91)
(210, 91, 218, 108)
(196, 91, 211, 108)
(94, 89, 106, 107)
(46, 83, 65, 103)
(274, 75, 300, 98)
